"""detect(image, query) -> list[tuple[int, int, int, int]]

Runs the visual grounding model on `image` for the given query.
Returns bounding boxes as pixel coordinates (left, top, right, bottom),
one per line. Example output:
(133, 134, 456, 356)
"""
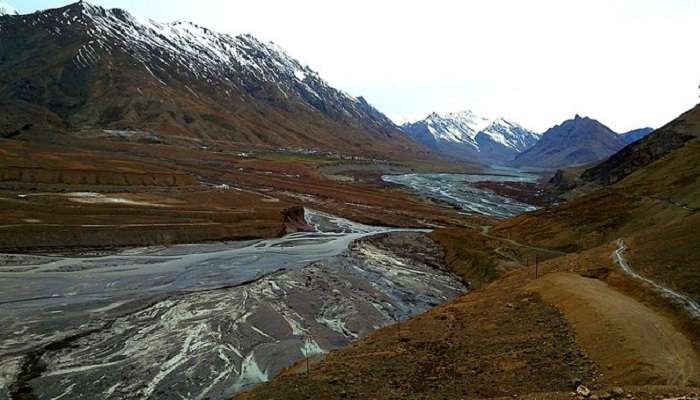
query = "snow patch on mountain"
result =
(0, 1, 17, 16)
(15, 2, 345, 100)
(401, 110, 540, 163)
(479, 118, 540, 152)
(6, 1, 400, 136)
(421, 111, 491, 147)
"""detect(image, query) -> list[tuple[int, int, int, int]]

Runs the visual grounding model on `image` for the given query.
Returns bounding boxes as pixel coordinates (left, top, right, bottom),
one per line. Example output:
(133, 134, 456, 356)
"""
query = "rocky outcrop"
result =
(543, 166, 590, 198)
(546, 170, 577, 193)
(283, 206, 314, 234)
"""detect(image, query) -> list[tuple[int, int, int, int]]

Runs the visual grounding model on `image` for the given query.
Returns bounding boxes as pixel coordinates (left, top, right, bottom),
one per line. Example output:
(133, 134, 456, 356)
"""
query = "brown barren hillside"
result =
(580, 104, 700, 187)
(0, 136, 482, 251)
(237, 234, 700, 400)
(237, 107, 700, 400)
(545, 104, 700, 197)
(495, 137, 700, 299)
(0, 2, 428, 159)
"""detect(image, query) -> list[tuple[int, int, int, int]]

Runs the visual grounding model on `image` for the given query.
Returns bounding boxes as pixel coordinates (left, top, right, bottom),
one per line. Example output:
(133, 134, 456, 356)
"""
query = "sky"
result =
(9, 0, 700, 132)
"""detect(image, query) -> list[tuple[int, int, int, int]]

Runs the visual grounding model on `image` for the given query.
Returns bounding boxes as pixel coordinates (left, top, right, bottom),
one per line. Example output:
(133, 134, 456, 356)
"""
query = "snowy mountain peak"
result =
(0, 1, 414, 152)
(447, 110, 491, 132)
(50, 3, 333, 95)
(0, 1, 17, 16)
(490, 117, 516, 127)
(410, 110, 492, 144)
(401, 111, 540, 164)
(478, 118, 540, 152)
(22, 1, 356, 103)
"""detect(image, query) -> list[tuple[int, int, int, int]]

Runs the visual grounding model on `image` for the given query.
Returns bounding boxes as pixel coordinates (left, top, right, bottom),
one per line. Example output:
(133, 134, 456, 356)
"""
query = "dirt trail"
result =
(528, 272, 700, 387)
(480, 225, 566, 257)
(614, 239, 700, 318)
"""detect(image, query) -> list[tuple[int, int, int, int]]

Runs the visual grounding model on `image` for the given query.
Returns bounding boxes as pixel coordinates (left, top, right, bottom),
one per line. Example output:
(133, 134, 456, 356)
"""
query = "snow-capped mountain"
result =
(0, 2, 17, 16)
(0, 2, 424, 156)
(477, 118, 539, 151)
(401, 111, 540, 164)
(417, 111, 491, 147)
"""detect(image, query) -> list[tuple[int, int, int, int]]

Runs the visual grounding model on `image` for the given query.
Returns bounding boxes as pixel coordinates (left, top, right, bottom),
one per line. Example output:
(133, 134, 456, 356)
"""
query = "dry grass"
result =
(0, 136, 481, 250)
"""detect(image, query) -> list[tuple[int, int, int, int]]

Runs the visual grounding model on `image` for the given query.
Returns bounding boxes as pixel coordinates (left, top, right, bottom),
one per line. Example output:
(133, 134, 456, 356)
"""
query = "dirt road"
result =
(614, 239, 700, 318)
(528, 272, 700, 386)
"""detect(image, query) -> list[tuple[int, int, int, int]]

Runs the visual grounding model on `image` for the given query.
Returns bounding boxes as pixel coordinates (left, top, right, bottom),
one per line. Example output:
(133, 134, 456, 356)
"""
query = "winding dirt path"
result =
(479, 224, 567, 257)
(613, 239, 700, 318)
(528, 272, 700, 387)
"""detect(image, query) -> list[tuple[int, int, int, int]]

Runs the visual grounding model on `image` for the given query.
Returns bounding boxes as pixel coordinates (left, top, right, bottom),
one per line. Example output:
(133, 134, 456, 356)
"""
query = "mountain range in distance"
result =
(0, 1, 655, 170)
(400, 111, 540, 165)
(401, 111, 653, 168)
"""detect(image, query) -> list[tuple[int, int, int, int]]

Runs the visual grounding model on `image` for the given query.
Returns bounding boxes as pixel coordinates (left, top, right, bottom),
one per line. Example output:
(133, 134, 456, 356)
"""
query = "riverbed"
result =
(382, 167, 541, 218)
(0, 210, 464, 400)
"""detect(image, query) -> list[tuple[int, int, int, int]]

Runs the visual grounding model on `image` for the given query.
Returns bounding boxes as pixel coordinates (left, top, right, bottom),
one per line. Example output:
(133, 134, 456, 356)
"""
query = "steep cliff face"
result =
(283, 206, 314, 234)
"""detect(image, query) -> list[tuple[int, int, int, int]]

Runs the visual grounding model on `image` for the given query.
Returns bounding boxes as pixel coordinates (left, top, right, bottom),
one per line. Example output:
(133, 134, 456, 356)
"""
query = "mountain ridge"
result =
(620, 127, 654, 144)
(511, 115, 627, 169)
(401, 110, 540, 164)
(0, 1, 426, 157)
(574, 105, 699, 189)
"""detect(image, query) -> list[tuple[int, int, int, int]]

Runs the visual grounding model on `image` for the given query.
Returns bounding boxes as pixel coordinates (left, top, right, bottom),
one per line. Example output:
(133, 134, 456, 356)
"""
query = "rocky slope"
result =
(401, 111, 539, 164)
(0, 1, 424, 157)
(579, 105, 699, 187)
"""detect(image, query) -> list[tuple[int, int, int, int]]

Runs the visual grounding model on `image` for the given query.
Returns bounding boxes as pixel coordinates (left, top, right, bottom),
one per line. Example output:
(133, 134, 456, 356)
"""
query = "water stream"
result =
(0, 210, 464, 400)
(383, 167, 541, 218)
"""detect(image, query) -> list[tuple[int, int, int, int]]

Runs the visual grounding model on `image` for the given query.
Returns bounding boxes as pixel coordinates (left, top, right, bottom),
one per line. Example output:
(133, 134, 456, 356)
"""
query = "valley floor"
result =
(0, 225, 464, 400)
(0, 137, 478, 252)
(3, 134, 699, 400)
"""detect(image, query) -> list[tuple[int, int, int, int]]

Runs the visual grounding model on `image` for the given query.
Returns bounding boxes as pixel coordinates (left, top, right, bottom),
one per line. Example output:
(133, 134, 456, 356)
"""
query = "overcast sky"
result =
(11, 0, 700, 132)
